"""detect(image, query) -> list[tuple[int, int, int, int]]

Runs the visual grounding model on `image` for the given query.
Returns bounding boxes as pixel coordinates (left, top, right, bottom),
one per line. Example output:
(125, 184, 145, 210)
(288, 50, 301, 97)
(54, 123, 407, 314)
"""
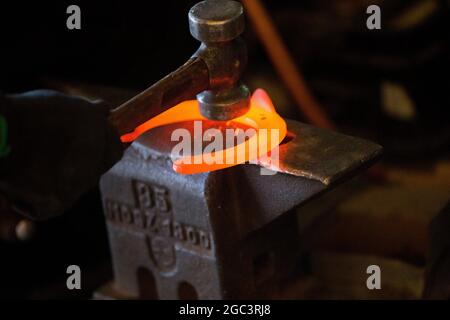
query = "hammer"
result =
(108, 0, 250, 136)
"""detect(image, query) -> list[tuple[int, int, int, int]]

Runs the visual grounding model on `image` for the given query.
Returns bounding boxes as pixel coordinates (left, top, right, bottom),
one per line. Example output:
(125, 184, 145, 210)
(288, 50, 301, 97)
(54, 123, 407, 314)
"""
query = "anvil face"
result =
(97, 119, 382, 299)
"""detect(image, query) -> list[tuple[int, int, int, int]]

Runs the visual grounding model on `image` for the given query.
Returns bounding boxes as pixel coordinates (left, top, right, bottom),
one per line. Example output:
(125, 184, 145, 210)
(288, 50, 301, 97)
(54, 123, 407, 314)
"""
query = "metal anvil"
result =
(92, 0, 382, 300)
(95, 119, 382, 299)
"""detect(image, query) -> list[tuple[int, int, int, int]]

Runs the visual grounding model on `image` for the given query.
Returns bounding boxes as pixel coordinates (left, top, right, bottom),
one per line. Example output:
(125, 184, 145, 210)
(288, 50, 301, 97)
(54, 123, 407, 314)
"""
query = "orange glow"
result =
(121, 89, 287, 174)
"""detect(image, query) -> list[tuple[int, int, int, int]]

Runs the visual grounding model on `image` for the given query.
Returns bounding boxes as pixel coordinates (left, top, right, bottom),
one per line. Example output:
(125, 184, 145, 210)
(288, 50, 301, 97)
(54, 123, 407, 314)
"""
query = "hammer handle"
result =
(108, 57, 209, 136)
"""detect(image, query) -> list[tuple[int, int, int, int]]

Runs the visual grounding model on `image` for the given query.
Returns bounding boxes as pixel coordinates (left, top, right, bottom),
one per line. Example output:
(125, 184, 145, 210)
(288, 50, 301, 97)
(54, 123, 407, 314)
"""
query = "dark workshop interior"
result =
(0, 0, 449, 300)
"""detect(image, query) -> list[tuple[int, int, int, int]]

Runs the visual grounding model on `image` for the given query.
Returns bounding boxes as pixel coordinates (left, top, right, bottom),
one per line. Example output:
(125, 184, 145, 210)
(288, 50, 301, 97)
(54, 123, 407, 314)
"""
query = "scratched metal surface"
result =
(255, 119, 383, 185)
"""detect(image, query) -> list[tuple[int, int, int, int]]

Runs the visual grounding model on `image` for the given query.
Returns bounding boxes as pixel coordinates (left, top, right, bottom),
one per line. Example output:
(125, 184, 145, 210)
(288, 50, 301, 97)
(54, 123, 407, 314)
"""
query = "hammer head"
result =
(189, 0, 245, 43)
(189, 0, 250, 121)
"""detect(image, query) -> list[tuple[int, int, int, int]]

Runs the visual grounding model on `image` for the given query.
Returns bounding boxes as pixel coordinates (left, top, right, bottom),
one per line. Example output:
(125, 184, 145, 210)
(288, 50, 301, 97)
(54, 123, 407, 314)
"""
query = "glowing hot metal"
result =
(120, 89, 287, 174)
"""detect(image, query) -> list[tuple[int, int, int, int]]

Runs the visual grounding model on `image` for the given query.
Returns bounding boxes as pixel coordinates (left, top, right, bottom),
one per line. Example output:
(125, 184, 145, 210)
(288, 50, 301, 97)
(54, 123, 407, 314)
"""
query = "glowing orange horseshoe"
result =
(120, 89, 287, 174)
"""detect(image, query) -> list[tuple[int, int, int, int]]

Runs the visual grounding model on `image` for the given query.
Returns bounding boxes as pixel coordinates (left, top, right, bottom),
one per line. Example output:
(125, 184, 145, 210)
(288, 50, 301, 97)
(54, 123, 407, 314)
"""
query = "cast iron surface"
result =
(256, 120, 383, 185)
(97, 119, 381, 299)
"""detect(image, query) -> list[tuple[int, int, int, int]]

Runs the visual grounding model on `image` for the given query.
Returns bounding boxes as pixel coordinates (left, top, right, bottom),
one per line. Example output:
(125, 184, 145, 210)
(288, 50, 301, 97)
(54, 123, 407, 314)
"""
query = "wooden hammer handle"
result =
(108, 57, 209, 136)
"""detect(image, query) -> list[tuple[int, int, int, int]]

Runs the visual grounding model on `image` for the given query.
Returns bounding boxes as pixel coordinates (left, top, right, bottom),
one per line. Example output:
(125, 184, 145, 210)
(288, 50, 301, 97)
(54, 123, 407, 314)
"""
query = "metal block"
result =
(98, 119, 382, 299)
